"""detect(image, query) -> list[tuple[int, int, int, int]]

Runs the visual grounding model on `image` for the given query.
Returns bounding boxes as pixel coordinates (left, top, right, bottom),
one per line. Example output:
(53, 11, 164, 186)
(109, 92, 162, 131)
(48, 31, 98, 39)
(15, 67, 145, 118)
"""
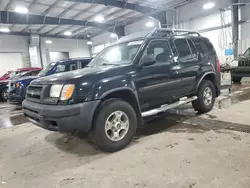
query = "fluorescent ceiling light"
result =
(64, 31, 72, 36)
(0, 28, 10, 33)
(87, 41, 93, 45)
(94, 15, 104, 22)
(145, 21, 154, 27)
(110, 33, 118, 38)
(15, 6, 28, 14)
(45, 40, 52, 44)
(203, 2, 215, 10)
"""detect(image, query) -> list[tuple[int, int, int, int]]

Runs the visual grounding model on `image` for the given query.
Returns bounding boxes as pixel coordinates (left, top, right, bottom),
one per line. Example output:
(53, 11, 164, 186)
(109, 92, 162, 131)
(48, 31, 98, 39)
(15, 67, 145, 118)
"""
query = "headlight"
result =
(231, 60, 238, 67)
(60, 84, 75, 100)
(49, 84, 75, 100)
(50, 85, 63, 98)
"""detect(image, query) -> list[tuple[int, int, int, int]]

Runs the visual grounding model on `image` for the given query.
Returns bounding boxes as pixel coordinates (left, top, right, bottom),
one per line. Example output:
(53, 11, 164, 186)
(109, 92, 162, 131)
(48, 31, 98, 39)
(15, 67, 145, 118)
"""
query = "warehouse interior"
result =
(1, 0, 250, 187)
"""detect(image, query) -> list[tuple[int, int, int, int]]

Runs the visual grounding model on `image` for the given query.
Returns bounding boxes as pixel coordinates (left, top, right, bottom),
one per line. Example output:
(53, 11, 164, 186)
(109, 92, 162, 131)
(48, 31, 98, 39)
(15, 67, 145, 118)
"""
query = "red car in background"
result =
(0, 67, 42, 81)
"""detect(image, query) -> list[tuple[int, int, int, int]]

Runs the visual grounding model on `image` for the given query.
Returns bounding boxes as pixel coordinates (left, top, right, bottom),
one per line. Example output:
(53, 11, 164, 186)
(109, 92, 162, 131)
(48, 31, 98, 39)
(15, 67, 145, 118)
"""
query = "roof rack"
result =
(149, 28, 201, 38)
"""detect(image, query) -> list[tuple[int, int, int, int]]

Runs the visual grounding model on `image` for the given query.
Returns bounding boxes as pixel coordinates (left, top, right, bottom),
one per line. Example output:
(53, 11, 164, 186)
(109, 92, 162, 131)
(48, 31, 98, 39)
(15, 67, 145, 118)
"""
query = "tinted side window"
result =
(193, 38, 215, 56)
(69, 62, 77, 71)
(187, 39, 198, 58)
(143, 40, 171, 64)
(80, 60, 90, 68)
(174, 39, 192, 61)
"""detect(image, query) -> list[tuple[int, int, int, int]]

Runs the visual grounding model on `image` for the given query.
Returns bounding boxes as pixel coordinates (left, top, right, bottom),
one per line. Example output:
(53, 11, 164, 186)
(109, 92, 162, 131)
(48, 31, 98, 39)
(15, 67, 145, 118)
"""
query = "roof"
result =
(16, 67, 42, 71)
(57, 57, 92, 63)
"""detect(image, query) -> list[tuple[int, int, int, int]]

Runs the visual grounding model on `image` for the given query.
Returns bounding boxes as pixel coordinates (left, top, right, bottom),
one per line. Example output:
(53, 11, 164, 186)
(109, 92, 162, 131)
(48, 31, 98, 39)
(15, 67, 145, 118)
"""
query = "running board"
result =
(141, 96, 198, 118)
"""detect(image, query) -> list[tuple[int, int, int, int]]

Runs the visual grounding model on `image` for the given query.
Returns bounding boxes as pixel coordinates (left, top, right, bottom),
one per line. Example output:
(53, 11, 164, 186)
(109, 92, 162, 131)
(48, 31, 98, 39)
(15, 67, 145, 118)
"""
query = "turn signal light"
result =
(60, 84, 75, 100)
(16, 82, 20, 88)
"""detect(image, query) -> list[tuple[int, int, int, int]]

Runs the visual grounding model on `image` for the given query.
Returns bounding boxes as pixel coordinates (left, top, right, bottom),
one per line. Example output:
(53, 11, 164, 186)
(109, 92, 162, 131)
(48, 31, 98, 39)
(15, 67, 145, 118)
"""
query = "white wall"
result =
(0, 35, 30, 68)
(40, 37, 90, 66)
(0, 35, 91, 70)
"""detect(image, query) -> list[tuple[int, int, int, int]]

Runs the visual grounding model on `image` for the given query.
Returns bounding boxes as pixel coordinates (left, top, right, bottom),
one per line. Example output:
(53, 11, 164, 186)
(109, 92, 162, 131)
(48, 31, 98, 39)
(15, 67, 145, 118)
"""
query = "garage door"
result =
(0, 53, 23, 76)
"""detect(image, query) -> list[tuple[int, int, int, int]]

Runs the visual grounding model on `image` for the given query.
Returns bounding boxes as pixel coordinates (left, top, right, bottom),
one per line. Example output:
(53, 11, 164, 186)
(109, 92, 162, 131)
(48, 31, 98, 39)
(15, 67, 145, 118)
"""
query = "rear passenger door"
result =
(172, 38, 200, 94)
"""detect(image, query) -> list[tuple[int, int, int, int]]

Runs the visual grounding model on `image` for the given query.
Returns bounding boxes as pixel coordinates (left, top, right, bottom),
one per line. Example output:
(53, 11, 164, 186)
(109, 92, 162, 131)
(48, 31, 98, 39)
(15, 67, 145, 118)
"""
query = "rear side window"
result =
(187, 39, 198, 59)
(193, 38, 215, 57)
(174, 39, 197, 62)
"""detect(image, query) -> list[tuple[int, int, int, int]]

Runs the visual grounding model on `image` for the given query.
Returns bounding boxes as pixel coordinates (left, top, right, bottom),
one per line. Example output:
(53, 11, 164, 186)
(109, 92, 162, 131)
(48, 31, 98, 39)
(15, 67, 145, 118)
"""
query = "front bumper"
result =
(8, 93, 25, 104)
(232, 67, 250, 77)
(22, 99, 100, 133)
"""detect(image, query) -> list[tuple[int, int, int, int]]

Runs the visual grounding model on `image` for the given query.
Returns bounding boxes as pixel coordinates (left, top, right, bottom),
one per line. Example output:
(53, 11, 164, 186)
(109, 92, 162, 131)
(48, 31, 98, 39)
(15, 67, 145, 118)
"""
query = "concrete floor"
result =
(1, 81, 250, 187)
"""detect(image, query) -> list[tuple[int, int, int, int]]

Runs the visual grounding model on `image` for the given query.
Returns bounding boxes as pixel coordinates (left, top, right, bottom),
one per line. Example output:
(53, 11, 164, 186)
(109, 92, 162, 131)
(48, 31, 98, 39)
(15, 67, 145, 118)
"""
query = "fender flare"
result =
(196, 72, 216, 90)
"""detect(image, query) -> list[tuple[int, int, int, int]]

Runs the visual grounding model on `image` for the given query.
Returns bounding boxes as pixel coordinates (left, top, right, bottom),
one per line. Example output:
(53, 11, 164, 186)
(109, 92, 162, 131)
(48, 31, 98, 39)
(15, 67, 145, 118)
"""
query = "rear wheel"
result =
(232, 76, 242, 83)
(92, 99, 137, 152)
(192, 80, 216, 113)
(0, 88, 8, 102)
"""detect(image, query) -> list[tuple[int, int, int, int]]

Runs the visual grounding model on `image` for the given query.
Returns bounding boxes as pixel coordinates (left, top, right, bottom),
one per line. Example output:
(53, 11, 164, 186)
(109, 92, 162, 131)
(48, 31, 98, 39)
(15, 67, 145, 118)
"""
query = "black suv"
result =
(232, 47, 250, 82)
(23, 29, 221, 152)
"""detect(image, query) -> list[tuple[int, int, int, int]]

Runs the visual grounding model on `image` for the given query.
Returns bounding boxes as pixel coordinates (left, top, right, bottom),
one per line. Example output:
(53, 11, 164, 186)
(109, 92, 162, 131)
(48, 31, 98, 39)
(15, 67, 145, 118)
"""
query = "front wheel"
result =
(92, 99, 137, 152)
(192, 80, 216, 113)
(0, 88, 8, 102)
(232, 76, 242, 83)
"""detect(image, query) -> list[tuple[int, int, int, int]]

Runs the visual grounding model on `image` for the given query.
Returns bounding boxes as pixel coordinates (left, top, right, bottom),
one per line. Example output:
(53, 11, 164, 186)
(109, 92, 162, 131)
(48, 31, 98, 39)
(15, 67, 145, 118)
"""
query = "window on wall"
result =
(143, 40, 171, 64)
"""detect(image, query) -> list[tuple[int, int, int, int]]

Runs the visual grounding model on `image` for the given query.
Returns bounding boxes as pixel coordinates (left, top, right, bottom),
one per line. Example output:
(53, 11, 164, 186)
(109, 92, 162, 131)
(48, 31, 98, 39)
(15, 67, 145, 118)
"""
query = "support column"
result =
(29, 34, 43, 68)
(114, 26, 125, 37)
(232, 0, 239, 58)
(152, 11, 167, 28)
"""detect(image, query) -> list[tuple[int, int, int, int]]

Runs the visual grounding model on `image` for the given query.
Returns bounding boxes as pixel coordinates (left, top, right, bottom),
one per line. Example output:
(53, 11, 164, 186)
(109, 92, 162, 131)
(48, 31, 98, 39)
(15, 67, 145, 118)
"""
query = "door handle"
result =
(171, 65, 181, 71)
(171, 65, 181, 74)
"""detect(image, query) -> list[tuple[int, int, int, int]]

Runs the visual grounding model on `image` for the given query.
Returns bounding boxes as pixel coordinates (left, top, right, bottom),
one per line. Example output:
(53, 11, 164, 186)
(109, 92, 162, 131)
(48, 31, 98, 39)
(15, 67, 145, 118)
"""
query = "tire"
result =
(92, 99, 137, 152)
(192, 80, 216, 113)
(0, 88, 8, 102)
(232, 76, 242, 83)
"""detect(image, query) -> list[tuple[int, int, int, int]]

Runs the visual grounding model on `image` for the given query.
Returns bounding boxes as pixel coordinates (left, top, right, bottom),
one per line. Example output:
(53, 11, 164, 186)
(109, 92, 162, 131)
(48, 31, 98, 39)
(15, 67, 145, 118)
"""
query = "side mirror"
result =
(140, 54, 156, 67)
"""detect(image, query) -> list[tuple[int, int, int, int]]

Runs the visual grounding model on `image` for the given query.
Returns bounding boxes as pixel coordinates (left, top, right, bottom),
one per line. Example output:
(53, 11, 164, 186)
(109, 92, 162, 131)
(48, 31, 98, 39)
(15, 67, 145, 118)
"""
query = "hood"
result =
(14, 76, 39, 83)
(237, 56, 250, 61)
(0, 77, 7, 81)
(32, 65, 131, 85)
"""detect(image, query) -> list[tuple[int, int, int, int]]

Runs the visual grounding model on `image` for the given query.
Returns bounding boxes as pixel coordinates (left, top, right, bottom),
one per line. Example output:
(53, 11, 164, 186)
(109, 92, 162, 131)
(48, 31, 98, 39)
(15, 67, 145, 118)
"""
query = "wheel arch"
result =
(95, 88, 143, 127)
(197, 72, 219, 97)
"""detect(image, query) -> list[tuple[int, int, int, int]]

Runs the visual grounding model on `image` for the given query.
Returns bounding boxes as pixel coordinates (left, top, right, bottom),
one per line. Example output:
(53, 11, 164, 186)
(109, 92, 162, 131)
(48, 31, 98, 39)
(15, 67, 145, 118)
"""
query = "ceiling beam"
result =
(0, 11, 113, 29)
(45, 4, 97, 35)
(0, 31, 88, 39)
(65, 0, 155, 14)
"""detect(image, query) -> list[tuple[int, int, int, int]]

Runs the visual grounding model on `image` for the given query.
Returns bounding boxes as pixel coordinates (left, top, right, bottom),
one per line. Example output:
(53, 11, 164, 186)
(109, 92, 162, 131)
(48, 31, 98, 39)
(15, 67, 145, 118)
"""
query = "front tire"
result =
(232, 76, 242, 83)
(92, 99, 137, 152)
(192, 80, 216, 113)
(0, 88, 8, 102)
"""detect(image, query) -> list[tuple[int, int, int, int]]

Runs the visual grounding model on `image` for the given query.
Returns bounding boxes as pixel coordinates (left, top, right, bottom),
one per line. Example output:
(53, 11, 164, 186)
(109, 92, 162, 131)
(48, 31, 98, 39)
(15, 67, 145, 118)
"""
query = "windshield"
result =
(9, 71, 17, 78)
(244, 48, 250, 57)
(38, 62, 56, 76)
(88, 40, 143, 66)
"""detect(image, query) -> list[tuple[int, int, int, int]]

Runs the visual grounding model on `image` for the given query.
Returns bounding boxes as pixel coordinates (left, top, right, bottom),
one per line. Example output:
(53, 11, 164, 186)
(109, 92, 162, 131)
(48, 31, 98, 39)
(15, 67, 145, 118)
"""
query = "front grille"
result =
(27, 85, 43, 100)
(239, 60, 250, 66)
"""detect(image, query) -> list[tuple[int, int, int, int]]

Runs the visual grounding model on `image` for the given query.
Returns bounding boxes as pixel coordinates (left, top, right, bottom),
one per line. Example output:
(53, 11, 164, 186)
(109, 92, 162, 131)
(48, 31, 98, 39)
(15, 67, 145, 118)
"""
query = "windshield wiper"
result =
(101, 63, 119, 66)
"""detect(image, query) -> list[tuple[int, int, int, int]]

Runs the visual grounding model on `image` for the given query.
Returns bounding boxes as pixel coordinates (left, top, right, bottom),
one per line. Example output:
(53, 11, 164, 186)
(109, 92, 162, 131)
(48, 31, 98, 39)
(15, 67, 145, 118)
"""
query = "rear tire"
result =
(192, 80, 216, 113)
(0, 88, 8, 102)
(92, 99, 137, 152)
(232, 76, 242, 83)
